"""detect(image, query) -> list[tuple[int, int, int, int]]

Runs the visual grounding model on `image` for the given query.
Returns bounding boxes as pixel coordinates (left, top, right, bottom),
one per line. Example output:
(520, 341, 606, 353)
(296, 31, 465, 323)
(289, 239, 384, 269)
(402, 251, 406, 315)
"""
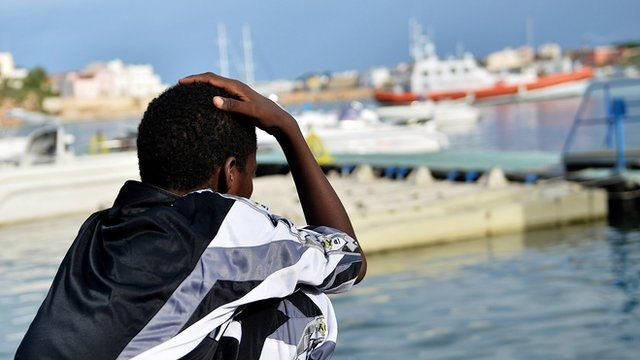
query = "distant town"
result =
(1, 36, 639, 124)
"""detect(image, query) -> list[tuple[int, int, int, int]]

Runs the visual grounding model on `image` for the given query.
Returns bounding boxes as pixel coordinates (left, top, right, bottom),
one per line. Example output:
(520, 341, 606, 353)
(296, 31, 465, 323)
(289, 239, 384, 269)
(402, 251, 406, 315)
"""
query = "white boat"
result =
(375, 100, 480, 128)
(514, 80, 592, 102)
(7, 108, 61, 123)
(0, 120, 74, 167)
(375, 101, 435, 123)
(307, 121, 447, 154)
(432, 101, 480, 127)
(257, 102, 449, 154)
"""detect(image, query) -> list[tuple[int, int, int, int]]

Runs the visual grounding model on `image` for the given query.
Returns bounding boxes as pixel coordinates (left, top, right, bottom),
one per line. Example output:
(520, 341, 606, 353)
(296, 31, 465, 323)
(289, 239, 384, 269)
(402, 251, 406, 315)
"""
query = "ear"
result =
(223, 156, 239, 193)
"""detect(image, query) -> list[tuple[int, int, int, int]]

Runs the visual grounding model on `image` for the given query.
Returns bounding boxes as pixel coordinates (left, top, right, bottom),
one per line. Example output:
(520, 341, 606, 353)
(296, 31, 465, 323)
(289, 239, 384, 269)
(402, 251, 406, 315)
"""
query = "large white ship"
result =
(375, 20, 593, 104)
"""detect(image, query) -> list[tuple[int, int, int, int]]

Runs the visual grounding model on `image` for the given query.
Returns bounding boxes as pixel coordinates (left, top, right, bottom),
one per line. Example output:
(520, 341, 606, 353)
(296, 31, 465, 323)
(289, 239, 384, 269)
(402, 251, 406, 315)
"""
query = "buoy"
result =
(89, 132, 109, 154)
(305, 130, 334, 165)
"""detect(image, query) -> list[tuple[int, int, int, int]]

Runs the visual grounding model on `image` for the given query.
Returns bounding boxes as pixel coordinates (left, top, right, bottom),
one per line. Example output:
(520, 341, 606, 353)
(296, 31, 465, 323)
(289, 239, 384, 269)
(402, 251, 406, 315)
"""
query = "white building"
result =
(538, 43, 562, 60)
(368, 67, 391, 89)
(486, 46, 535, 72)
(0, 52, 28, 82)
(60, 59, 166, 99)
(251, 79, 298, 97)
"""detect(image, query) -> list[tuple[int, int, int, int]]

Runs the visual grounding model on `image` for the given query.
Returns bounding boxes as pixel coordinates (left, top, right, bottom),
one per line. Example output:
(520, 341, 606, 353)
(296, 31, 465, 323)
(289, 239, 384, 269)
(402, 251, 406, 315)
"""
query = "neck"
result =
(169, 184, 214, 196)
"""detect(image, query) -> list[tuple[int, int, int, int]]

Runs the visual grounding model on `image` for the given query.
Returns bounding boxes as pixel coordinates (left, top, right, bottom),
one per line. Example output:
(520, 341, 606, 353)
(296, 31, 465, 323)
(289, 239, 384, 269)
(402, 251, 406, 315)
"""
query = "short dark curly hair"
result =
(137, 82, 257, 192)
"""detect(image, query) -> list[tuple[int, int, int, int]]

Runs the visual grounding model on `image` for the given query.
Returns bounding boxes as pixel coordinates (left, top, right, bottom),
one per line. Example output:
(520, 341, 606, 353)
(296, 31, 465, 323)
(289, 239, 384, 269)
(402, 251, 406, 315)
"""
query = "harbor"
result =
(2, 87, 639, 359)
(3, 75, 640, 355)
(2, 88, 628, 241)
(2, 1, 640, 358)
(0, 152, 608, 251)
(1, 86, 638, 247)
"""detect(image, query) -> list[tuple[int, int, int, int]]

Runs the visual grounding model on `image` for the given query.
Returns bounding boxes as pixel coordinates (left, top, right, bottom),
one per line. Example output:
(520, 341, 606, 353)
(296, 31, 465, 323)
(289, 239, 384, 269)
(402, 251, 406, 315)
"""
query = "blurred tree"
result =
(23, 67, 49, 92)
(0, 66, 56, 111)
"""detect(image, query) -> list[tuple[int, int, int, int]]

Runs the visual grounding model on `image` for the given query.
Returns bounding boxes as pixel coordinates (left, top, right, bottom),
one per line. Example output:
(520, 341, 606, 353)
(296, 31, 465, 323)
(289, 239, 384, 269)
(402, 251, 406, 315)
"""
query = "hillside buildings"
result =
(0, 52, 28, 85)
(45, 59, 167, 120)
(55, 59, 166, 100)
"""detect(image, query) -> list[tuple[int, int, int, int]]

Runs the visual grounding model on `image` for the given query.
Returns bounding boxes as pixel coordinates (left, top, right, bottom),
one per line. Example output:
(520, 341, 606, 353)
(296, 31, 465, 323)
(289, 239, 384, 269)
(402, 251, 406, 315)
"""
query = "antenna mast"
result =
(409, 19, 435, 61)
(526, 17, 535, 50)
(217, 23, 230, 77)
(242, 24, 255, 84)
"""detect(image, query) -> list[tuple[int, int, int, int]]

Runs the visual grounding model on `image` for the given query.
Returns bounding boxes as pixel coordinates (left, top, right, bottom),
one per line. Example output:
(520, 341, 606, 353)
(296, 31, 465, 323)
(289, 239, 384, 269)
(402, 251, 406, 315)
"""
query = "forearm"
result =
(274, 121, 355, 238)
(275, 120, 367, 282)
(177, 72, 367, 282)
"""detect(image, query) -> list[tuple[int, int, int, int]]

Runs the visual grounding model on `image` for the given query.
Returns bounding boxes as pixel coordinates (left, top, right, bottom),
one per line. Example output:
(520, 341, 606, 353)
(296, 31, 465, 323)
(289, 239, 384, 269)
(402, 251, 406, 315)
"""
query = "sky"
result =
(1, 0, 639, 84)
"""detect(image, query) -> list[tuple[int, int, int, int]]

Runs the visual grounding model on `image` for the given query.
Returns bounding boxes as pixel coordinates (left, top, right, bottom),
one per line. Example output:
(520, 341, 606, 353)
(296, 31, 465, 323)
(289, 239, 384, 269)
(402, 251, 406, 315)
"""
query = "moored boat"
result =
(375, 20, 593, 105)
(375, 100, 480, 128)
(257, 101, 449, 155)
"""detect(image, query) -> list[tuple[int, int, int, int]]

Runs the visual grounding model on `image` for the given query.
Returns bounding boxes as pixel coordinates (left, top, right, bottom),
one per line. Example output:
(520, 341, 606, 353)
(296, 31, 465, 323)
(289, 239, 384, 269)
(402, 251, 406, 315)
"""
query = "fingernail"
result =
(213, 96, 224, 108)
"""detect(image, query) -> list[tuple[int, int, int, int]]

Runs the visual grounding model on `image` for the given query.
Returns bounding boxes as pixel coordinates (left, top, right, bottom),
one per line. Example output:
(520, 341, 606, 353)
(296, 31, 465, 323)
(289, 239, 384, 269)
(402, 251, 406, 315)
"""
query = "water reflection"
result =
(608, 229, 640, 314)
(1, 213, 639, 358)
(333, 222, 640, 359)
(449, 98, 580, 152)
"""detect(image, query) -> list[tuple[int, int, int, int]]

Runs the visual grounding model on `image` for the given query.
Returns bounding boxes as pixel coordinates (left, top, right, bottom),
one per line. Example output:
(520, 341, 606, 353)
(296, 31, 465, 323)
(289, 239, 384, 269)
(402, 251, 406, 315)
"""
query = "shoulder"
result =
(179, 191, 304, 248)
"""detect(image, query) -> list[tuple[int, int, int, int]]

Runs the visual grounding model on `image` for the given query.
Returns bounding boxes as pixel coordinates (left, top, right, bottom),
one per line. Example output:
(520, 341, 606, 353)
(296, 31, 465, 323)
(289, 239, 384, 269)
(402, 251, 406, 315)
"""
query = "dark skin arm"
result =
(179, 73, 366, 283)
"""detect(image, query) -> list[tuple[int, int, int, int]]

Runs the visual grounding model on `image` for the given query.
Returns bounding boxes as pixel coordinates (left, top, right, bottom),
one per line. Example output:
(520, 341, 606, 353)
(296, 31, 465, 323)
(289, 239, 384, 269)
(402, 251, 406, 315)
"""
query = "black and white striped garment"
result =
(16, 180, 362, 359)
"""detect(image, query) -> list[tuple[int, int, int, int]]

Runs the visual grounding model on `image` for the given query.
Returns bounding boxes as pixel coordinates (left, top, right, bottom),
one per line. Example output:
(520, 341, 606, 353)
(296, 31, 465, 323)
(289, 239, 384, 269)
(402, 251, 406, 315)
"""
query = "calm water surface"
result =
(2, 217, 640, 359)
(62, 98, 584, 154)
(332, 224, 640, 359)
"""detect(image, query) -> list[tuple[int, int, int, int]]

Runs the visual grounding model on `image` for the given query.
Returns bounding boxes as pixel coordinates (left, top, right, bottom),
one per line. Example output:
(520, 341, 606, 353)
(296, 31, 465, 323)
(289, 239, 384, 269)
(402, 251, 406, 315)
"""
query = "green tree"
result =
(0, 66, 55, 111)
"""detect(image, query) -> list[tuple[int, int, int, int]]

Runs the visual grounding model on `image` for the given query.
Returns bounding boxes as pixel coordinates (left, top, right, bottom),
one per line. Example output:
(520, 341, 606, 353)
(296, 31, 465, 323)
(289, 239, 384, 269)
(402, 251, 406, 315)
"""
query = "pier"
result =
(0, 153, 607, 253)
(3, 82, 640, 253)
(257, 149, 561, 181)
(254, 167, 606, 253)
(561, 79, 640, 224)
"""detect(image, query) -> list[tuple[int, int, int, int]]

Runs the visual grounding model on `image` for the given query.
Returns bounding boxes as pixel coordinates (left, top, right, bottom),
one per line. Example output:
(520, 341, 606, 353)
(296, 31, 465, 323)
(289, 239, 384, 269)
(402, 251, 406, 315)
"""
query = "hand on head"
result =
(180, 72, 365, 282)
(179, 73, 297, 137)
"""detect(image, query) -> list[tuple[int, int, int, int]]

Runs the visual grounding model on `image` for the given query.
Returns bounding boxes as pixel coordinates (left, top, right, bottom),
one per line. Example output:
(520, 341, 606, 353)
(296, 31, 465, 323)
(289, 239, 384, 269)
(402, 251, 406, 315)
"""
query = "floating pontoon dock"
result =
(258, 149, 561, 171)
(253, 167, 606, 253)
(0, 154, 607, 253)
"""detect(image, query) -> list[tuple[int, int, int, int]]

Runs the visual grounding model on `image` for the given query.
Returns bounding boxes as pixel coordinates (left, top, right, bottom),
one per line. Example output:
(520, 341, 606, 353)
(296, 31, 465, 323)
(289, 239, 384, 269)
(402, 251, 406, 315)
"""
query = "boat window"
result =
(1, 124, 43, 138)
(27, 129, 57, 159)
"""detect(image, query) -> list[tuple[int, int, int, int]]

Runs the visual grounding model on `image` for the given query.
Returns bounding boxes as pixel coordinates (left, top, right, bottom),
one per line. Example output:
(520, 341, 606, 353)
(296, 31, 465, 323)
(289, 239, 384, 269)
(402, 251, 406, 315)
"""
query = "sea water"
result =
(2, 216, 639, 358)
(61, 96, 640, 155)
(332, 223, 640, 359)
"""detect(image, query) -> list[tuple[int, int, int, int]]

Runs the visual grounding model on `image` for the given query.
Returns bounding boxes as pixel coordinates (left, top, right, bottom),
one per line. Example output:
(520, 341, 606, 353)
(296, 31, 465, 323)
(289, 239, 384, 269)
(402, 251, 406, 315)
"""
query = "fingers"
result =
(213, 96, 252, 116)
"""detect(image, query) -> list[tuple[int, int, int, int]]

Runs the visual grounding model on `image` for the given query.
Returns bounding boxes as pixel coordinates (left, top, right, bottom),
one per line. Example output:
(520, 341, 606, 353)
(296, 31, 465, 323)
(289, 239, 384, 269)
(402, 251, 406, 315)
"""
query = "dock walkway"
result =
(253, 166, 606, 253)
(258, 149, 560, 172)
(0, 154, 607, 253)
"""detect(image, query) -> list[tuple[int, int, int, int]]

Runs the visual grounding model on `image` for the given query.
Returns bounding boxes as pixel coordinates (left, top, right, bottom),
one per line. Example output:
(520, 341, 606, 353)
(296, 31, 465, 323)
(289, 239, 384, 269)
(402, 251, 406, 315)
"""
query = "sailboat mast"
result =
(217, 23, 230, 77)
(526, 17, 535, 50)
(242, 24, 255, 85)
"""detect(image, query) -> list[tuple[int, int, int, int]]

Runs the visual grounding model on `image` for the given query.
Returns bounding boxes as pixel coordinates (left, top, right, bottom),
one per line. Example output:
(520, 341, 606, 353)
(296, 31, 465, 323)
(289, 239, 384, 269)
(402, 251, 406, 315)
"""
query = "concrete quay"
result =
(252, 166, 607, 253)
(0, 155, 607, 253)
